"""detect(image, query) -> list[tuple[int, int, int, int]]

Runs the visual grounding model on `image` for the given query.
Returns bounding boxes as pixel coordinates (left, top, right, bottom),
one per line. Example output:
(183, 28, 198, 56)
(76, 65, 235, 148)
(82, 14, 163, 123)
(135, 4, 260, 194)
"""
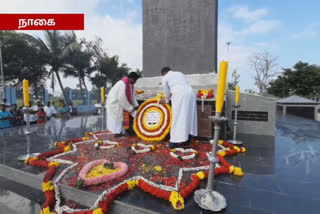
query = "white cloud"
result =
(231, 7, 268, 22)
(290, 23, 319, 40)
(242, 20, 280, 35)
(1, 0, 142, 95)
(229, 6, 280, 37)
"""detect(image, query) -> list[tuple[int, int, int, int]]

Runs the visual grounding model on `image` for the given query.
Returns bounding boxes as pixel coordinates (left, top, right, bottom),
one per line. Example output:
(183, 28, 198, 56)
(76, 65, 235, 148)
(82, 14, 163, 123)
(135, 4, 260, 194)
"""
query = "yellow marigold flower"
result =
(217, 151, 226, 156)
(31, 156, 39, 161)
(234, 146, 241, 152)
(132, 144, 137, 147)
(24, 157, 31, 165)
(40, 207, 54, 214)
(241, 147, 246, 153)
(151, 145, 155, 150)
(54, 142, 59, 147)
(42, 181, 54, 192)
(64, 146, 71, 152)
(48, 162, 60, 168)
(196, 140, 200, 143)
(193, 151, 199, 155)
(61, 141, 66, 145)
(93, 208, 103, 214)
(154, 166, 162, 171)
(229, 165, 235, 173)
(116, 143, 120, 146)
(82, 137, 90, 141)
(226, 148, 231, 151)
(98, 140, 103, 144)
(196, 171, 205, 180)
(234, 167, 244, 176)
(169, 191, 184, 210)
(127, 180, 137, 190)
(171, 149, 176, 152)
(218, 140, 223, 145)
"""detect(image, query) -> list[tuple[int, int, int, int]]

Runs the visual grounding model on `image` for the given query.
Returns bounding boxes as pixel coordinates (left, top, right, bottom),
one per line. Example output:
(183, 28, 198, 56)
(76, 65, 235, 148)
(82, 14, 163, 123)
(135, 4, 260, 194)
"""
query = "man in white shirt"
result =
(161, 67, 198, 148)
(106, 72, 140, 138)
(23, 100, 40, 124)
(44, 101, 57, 120)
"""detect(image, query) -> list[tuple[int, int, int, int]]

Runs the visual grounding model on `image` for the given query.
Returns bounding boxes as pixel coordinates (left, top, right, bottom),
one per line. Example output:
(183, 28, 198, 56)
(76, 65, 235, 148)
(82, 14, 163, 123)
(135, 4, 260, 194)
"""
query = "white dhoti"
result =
(170, 86, 198, 143)
(105, 80, 138, 134)
(106, 108, 123, 134)
(162, 70, 198, 143)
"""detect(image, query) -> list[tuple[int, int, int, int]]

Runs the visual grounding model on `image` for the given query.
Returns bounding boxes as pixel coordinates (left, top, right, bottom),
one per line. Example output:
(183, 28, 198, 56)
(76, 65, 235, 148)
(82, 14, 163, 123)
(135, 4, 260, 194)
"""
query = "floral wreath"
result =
(131, 143, 155, 153)
(133, 94, 172, 142)
(170, 148, 198, 161)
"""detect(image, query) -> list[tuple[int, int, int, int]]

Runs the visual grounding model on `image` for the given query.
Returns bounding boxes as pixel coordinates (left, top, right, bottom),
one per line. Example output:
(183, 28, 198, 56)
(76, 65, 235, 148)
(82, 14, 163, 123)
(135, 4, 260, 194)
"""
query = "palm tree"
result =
(62, 41, 95, 104)
(90, 55, 129, 91)
(35, 31, 77, 103)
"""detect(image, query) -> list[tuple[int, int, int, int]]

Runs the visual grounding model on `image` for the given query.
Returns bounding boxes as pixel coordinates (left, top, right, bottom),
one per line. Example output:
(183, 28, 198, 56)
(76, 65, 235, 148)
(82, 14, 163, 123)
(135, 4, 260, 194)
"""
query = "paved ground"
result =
(0, 114, 320, 213)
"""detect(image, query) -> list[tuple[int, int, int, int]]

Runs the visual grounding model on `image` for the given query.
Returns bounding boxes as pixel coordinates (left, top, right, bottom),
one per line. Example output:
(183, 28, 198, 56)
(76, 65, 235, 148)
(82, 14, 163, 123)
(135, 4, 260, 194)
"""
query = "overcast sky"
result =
(2, 0, 319, 94)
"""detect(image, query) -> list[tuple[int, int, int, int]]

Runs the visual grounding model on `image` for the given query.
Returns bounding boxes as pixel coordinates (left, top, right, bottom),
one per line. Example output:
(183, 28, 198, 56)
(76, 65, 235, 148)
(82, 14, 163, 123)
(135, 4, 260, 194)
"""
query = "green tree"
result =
(268, 61, 320, 98)
(62, 39, 94, 104)
(85, 38, 130, 90)
(39, 30, 77, 103)
(0, 31, 49, 98)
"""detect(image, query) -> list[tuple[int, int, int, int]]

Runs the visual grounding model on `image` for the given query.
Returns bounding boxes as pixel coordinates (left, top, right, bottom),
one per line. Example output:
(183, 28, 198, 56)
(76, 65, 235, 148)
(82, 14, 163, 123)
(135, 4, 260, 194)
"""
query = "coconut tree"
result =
(31, 30, 77, 103)
(62, 41, 95, 104)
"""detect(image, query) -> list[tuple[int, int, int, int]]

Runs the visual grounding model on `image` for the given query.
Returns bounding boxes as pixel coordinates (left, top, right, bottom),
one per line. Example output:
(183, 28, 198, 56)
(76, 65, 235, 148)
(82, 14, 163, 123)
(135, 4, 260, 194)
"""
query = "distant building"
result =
(276, 95, 319, 121)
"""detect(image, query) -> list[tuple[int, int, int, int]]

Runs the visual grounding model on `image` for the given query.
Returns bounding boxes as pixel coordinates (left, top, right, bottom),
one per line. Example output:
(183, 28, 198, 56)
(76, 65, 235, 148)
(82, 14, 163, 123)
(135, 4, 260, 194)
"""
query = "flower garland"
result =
(131, 143, 155, 153)
(133, 97, 172, 142)
(94, 140, 120, 150)
(78, 159, 129, 186)
(24, 132, 247, 214)
(170, 148, 198, 161)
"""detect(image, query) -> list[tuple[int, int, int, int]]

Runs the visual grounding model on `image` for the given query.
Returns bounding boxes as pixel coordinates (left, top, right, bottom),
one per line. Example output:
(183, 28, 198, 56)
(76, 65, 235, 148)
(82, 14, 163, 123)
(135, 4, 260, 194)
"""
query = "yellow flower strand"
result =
(127, 180, 138, 190)
(93, 208, 103, 214)
(234, 167, 244, 176)
(40, 207, 56, 214)
(42, 181, 55, 192)
(169, 191, 184, 210)
(48, 162, 60, 168)
(196, 171, 205, 180)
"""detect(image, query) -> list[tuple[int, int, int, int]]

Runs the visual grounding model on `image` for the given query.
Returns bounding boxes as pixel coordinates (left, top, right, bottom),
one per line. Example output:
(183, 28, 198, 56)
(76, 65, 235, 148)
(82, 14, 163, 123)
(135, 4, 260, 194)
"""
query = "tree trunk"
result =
(55, 70, 69, 104)
(79, 77, 86, 104)
(34, 85, 39, 100)
(81, 76, 88, 91)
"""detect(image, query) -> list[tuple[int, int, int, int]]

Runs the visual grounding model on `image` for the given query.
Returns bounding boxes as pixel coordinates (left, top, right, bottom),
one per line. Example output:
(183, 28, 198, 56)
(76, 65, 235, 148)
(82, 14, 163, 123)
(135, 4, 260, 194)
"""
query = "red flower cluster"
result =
(197, 89, 214, 99)
(138, 179, 171, 200)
